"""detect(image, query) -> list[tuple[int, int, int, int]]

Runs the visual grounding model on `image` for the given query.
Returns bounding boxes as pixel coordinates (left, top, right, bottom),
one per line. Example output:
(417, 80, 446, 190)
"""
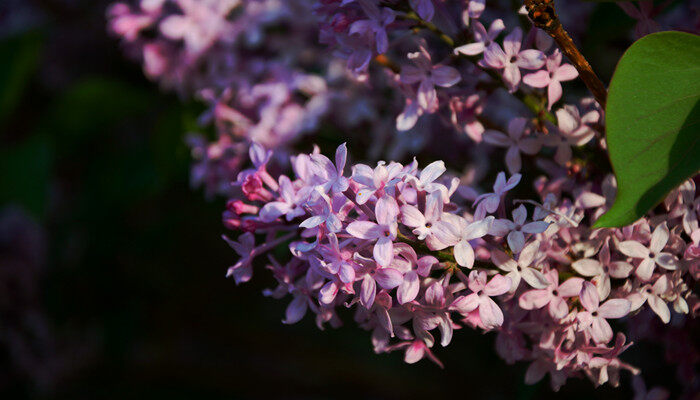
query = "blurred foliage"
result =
(0, 30, 43, 126)
(0, 133, 52, 218)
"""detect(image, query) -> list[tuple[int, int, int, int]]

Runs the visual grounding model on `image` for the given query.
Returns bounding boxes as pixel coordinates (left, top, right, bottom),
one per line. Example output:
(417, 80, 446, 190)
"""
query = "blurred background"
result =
(0, 0, 693, 399)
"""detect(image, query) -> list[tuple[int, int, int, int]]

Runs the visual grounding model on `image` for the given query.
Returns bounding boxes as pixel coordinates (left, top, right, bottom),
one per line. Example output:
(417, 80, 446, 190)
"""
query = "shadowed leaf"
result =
(595, 31, 700, 227)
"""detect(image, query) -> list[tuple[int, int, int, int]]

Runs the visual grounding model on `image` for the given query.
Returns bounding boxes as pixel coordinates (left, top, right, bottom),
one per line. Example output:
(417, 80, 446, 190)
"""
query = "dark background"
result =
(0, 1, 687, 398)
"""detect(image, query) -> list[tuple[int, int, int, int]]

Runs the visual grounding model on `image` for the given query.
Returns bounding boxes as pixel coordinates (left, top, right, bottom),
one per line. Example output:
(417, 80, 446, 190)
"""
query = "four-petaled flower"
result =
(352, 161, 404, 204)
(310, 142, 350, 194)
(223, 232, 256, 284)
(492, 241, 550, 292)
(346, 196, 400, 267)
(348, 1, 395, 54)
(481, 27, 546, 92)
(452, 270, 511, 329)
(523, 49, 578, 109)
(490, 204, 550, 253)
(483, 117, 542, 174)
(400, 46, 461, 112)
(618, 222, 678, 281)
(577, 282, 631, 344)
(519, 270, 583, 319)
(473, 172, 521, 220)
(433, 215, 494, 268)
(259, 175, 309, 222)
(454, 19, 505, 56)
(401, 191, 444, 240)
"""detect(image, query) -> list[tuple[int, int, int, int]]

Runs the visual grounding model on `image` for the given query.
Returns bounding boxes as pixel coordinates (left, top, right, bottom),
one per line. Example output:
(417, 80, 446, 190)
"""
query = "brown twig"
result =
(524, 0, 608, 109)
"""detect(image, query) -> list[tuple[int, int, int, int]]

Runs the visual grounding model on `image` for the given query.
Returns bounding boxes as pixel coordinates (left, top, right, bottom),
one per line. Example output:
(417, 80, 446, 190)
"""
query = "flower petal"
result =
(375, 267, 403, 289)
(483, 42, 506, 69)
(455, 42, 485, 56)
(649, 222, 669, 254)
(648, 295, 670, 323)
(598, 299, 631, 319)
(557, 277, 584, 297)
(590, 317, 613, 343)
(479, 296, 505, 329)
(503, 27, 522, 56)
(548, 296, 569, 319)
(454, 240, 476, 268)
(636, 258, 656, 281)
(283, 296, 307, 324)
(361, 275, 377, 309)
(484, 274, 511, 296)
(346, 221, 381, 239)
(571, 259, 603, 277)
(419, 160, 446, 184)
(483, 130, 512, 147)
(553, 64, 578, 81)
(431, 66, 461, 87)
(522, 69, 550, 88)
(579, 281, 600, 312)
(374, 236, 394, 267)
(518, 289, 551, 309)
(397, 271, 420, 304)
(401, 205, 426, 228)
(618, 240, 649, 258)
(507, 230, 526, 254)
(521, 267, 550, 289)
(516, 50, 546, 70)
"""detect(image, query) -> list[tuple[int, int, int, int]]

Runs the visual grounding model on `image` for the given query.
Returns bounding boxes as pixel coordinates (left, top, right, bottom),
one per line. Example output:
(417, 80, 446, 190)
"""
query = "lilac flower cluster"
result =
(221, 141, 699, 391)
(315, 0, 577, 132)
(108, 0, 370, 197)
(108, 0, 700, 394)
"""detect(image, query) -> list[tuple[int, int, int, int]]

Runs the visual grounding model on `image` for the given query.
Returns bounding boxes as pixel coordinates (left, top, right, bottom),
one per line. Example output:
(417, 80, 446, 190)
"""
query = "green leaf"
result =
(594, 31, 700, 228)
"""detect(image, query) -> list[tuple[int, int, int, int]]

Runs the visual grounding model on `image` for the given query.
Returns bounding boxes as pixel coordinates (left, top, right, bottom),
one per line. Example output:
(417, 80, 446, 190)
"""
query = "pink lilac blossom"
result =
(523, 49, 579, 109)
(399, 45, 461, 124)
(482, 117, 542, 174)
(480, 27, 546, 92)
(108, 0, 384, 197)
(217, 142, 699, 392)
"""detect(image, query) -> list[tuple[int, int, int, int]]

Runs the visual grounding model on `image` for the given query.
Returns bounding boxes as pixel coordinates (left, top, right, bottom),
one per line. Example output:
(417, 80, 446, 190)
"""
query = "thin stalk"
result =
(523, 0, 608, 108)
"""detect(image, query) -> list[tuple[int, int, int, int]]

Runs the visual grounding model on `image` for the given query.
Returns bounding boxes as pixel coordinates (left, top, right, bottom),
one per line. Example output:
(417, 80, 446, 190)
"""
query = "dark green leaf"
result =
(594, 31, 700, 227)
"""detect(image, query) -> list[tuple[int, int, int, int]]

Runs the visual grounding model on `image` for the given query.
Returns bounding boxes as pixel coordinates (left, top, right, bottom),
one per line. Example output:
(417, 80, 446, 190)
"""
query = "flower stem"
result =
(523, 0, 608, 108)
